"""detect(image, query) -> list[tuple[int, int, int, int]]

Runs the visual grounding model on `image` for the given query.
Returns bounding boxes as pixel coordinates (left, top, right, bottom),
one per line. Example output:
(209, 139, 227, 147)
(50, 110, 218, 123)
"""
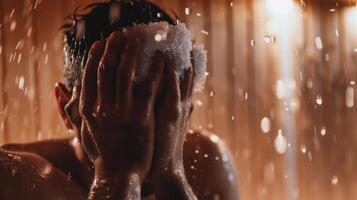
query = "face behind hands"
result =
(55, 29, 196, 199)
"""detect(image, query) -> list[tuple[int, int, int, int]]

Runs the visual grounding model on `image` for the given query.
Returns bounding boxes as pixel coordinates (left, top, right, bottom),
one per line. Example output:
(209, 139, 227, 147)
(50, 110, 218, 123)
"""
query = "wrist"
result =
(93, 158, 145, 180)
(154, 163, 197, 200)
(90, 162, 142, 200)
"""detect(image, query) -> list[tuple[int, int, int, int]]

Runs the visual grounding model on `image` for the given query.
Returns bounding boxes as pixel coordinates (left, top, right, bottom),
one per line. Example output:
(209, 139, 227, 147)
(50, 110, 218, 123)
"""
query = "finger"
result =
(97, 32, 126, 113)
(180, 66, 193, 101)
(81, 121, 99, 161)
(163, 56, 180, 108)
(139, 51, 164, 107)
(116, 34, 140, 107)
(189, 52, 196, 98)
(80, 41, 105, 122)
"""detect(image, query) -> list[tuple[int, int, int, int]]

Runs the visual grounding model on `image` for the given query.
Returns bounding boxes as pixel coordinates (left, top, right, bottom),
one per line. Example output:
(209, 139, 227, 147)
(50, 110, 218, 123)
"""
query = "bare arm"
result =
(88, 160, 142, 200)
(146, 51, 197, 200)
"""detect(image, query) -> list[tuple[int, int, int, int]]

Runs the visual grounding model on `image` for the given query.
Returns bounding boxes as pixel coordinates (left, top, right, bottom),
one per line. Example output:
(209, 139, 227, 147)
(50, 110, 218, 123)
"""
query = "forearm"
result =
(155, 169, 197, 200)
(89, 161, 142, 200)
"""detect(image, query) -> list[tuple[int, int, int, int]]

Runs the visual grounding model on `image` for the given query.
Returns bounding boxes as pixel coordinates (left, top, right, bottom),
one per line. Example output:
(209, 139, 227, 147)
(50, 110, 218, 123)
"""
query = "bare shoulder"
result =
(1, 137, 74, 156)
(183, 131, 239, 200)
(0, 148, 86, 200)
(1, 137, 79, 169)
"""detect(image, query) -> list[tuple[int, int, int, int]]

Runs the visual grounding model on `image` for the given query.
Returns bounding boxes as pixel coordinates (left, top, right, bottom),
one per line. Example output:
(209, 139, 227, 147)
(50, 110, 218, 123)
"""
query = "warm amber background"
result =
(2, 0, 357, 199)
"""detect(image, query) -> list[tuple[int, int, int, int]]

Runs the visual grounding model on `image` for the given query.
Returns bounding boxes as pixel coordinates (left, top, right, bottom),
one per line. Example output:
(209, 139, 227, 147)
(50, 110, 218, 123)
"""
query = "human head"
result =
(55, 0, 176, 132)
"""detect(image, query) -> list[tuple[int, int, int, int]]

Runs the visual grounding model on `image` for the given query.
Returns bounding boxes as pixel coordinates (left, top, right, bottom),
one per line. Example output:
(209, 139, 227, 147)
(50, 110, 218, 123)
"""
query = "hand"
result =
(79, 32, 164, 179)
(148, 57, 197, 199)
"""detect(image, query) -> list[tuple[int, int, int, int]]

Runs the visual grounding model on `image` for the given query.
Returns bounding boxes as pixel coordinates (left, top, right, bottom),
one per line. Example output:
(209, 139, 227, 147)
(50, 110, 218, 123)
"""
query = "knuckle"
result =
(98, 62, 105, 72)
(108, 31, 121, 42)
(79, 104, 92, 120)
(79, 108, 88, 119)
(96, 105, 108, 116)
(90, 41, 105, 55)
(107, 31, 124, 49)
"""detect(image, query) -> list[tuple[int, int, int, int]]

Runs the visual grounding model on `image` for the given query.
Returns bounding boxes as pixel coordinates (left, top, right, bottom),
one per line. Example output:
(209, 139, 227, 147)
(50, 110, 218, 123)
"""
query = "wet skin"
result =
(0, 32, 239, 200)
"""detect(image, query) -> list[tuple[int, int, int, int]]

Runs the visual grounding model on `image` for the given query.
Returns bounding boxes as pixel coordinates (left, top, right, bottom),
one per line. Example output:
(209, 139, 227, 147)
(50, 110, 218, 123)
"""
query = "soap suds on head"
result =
(64, 22, 207, 92)
(192, 45, 207, 92)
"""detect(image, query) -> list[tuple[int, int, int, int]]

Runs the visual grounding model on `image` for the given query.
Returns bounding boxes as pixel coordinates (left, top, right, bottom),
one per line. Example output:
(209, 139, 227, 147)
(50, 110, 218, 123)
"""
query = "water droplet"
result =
(315, 36, 323, 50)
(335, 29, 340, 37)
(250, 40, 255, 46)
(195, 150, 199, 154)
(195, 100, 203, 106)
(9, 9, 15, 18)
(154, 34, 162, 42)
(10, 21, 16, 32)
(244, 92, 248, 100)
(201, 30, 209, 35)
(300, 145, 307, 154)
(345, 86, 354, 109)
(204, 154, 209, 158)
(43, 42, 47, 51)
(15, 40, 24, 50)
(185, 8, 191, 15)
(331, 176, 338, 185)
(27, 27, 32, 37)
(261, 117, 271, 133)
(274, 129, 288, 154)
(17, 53, 22, 64)
(276, 80, 286, 99)
(18, 76, 25, 91)
(196, 13, 202, 17)
(154, 30, 167, 42)
(321, 126, 327, 136)
(316, 95, 323, 105)
(264, 35, 276, 44)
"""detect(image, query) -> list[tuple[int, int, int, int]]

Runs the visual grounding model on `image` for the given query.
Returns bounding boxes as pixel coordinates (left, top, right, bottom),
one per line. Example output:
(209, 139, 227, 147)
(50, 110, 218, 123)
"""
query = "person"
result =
(0, 0, 239, 199)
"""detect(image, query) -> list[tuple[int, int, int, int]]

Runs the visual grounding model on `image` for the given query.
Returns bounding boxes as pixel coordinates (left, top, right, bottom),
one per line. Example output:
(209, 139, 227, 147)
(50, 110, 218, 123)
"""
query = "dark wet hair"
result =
(62, 0, 176, 89)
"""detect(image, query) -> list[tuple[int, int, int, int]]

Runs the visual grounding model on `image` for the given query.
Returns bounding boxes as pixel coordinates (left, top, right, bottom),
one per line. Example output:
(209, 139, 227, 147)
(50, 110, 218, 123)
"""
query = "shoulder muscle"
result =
(184, 131, 239, 200)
